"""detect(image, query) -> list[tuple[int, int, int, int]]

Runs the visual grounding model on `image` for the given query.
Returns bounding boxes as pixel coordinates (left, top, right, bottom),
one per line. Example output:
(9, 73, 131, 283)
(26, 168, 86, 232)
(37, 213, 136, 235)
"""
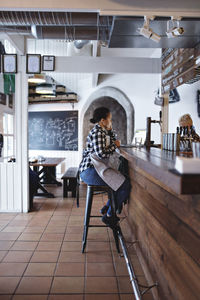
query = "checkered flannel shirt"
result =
(79, 124, 117, 173)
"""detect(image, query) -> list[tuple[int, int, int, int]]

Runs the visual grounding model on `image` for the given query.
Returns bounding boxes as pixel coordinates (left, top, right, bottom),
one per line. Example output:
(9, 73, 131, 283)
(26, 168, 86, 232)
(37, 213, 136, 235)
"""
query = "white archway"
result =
(80, 86, 135, 145)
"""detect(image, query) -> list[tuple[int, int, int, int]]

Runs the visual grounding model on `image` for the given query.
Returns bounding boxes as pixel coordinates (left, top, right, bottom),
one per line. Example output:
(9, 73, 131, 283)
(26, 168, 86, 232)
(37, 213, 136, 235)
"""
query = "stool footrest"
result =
(90, 215, 102, 218)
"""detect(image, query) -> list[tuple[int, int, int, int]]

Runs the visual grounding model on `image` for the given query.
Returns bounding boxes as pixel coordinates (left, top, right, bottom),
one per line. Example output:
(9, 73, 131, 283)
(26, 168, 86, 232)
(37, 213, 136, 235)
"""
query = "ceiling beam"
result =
(54, 56, 161, 73)
(5, 34, 26, 55)
(92, 41, 100, 88)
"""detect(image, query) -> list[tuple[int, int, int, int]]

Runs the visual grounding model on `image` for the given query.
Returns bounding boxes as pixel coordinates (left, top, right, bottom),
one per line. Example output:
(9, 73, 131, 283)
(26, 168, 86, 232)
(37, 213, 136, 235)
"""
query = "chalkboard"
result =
(29, 111, 78, 151)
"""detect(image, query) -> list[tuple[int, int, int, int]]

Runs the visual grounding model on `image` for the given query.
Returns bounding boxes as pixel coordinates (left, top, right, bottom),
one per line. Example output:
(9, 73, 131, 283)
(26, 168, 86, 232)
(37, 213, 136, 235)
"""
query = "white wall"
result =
(29, 72, 161, 173)
(97, 74, 161, 143)
(168, 80, 200, 134)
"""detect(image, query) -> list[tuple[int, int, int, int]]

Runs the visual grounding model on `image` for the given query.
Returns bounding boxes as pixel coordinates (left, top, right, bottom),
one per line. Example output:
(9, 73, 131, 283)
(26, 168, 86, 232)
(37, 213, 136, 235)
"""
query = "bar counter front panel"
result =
(121, 147, 200, 300)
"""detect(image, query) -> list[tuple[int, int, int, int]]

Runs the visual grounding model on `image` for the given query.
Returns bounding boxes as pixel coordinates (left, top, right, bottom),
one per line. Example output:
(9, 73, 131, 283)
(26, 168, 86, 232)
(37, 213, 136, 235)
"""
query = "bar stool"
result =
(82, 185, 120, 253)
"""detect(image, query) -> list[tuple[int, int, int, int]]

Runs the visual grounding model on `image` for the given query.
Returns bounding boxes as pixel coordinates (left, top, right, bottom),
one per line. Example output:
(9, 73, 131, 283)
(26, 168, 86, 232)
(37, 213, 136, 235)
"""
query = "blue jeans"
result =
(80, 167, 131, 215)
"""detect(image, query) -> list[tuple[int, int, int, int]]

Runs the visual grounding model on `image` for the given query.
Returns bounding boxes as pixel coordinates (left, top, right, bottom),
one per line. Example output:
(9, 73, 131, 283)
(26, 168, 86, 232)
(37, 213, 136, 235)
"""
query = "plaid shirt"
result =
(79, 124, 117, 173)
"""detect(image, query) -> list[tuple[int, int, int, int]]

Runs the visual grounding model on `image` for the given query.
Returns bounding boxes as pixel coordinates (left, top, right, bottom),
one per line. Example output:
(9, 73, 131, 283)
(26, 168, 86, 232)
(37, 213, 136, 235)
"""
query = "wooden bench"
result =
(61, 167, 79, 207)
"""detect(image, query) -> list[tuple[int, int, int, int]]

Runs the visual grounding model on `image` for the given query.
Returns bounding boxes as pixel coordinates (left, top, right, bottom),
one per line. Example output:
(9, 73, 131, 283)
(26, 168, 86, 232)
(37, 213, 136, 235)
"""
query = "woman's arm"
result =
(92, 130, 117, 158)
(107, 129, 117, 142)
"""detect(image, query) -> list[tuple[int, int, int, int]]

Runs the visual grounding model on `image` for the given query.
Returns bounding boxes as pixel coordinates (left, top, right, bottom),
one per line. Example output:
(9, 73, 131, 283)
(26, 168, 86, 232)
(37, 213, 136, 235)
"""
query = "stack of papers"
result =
(175, 156, 200, 174)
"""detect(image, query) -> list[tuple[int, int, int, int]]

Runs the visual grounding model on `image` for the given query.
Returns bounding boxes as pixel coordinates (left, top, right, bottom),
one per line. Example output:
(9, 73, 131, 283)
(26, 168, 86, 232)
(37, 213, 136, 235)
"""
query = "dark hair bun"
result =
(91, 107, 110, 124)
(90, 118, 96, 124)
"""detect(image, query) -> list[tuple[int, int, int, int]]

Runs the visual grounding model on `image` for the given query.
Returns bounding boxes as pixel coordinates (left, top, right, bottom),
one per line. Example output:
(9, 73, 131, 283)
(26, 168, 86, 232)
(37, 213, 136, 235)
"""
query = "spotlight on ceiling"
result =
(138, 16, 161, 43)
(166, 18, 184, 38)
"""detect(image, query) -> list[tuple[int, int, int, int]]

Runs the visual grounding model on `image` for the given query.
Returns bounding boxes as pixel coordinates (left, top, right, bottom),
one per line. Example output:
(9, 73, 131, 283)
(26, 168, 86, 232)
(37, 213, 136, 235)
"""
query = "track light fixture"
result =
(138, 16, 161, 43)
(166, 17, 184, 38)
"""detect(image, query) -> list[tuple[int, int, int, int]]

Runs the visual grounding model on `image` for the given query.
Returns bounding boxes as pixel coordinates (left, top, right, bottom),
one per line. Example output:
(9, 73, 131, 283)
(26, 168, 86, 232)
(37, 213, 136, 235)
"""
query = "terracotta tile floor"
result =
(0, 184, 154, 300)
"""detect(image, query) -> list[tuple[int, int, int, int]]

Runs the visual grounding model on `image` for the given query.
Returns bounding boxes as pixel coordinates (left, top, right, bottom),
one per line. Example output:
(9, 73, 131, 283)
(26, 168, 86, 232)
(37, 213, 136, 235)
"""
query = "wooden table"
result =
(30, 157, 65, 198)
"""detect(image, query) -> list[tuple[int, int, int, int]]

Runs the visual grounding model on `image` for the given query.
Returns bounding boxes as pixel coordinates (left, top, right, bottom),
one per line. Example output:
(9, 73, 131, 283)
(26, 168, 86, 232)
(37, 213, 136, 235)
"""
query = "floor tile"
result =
(13, 296, 48, 300)
(86, 252, 113, 263)
(58, 251, 85, 263)
(48, 295, 83, 300)
(0, 232, 21, 241)
(2, 227, 26, 233)
(3, 251, 33, 262)
(86, 241, 111, 252)
(24, 263, 56, 276)
(48, 221, 67, 227)
(85, 295, 119, 300)
(40, 233, 64, 242)
(55, 262, 84, 276)
(61, 242, 82, 252)
(0, 251, 7, 262)
(117, 277, 134, 294)
(0, 262, 27, 276)
(0, 277, 20, 294)
(85, 277, 118, 293)
(86, 262, 115, 276)
(51, 277, 84, 294)
(0, 295, 12, 300)
(64, 233, 82, 241)
(31, 251, 59, 263)
(36, 242, 62, 251)
(16, 277, 52, 294)
(18, 233, 42, 241)
(0, 242, 14, 251)
(8, 221, 29, 227)
(119, 294, 153, 300)
(10, 241, 38, 251)
(0, 214, 15, 221)
(0, 185, 150, 299)
(66, 226, 83, 234)
(44, 227, 66, 233)
(23, 227, 45, 233)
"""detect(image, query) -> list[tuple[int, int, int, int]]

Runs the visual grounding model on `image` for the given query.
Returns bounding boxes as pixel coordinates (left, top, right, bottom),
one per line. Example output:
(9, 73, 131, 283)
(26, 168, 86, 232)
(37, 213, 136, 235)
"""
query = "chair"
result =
(82, 185, 120, 253)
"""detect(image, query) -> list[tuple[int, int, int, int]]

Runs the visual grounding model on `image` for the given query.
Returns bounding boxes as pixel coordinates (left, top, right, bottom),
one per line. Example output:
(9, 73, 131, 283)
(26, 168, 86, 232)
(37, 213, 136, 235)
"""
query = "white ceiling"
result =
(0, 0, 200, 17)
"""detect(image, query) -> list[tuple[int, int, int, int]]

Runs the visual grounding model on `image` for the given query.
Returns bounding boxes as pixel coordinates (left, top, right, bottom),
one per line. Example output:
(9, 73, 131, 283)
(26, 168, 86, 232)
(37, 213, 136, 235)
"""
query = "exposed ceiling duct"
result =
(74, 40, 90, 49)
(0, 11, 112, 41)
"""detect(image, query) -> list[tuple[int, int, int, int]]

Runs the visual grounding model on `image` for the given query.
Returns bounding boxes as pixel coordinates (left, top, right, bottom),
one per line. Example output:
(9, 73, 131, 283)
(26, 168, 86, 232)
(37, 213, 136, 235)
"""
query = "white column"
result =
(15, 55, 29, 212)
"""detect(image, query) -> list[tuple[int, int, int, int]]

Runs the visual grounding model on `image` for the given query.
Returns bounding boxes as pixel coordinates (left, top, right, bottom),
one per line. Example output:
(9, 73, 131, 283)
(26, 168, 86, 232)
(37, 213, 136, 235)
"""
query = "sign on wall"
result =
(28, 111, 78, 151)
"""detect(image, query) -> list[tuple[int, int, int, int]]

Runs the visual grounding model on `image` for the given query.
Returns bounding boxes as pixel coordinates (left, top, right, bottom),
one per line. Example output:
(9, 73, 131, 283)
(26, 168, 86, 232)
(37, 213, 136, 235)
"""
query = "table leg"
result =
(35, 182, 55, 198)
(42, 167, 62, 186)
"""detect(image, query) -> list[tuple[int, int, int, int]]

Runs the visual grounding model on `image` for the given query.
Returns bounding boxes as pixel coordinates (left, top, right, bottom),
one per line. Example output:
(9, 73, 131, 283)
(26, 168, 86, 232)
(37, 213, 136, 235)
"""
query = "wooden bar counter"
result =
(121, 147, 200, 300)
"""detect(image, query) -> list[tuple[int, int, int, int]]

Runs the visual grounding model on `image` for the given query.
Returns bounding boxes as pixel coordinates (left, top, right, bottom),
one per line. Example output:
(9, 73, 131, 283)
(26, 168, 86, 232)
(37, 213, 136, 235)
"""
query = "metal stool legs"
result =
(82, 185, 120, 253)
(108, 189, 120, 253)
(82, 185, 93, 253)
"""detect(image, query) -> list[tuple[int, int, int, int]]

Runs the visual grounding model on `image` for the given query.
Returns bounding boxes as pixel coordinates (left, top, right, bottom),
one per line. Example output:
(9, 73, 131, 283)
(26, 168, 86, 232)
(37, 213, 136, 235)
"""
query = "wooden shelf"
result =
(29, 99, 78, 104)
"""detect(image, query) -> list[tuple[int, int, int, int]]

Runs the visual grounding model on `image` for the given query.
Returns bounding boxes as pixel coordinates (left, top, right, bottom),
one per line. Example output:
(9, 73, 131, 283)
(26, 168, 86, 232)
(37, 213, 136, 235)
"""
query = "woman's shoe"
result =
(102, 215, 119, 227)
(100, 205, 109, 215)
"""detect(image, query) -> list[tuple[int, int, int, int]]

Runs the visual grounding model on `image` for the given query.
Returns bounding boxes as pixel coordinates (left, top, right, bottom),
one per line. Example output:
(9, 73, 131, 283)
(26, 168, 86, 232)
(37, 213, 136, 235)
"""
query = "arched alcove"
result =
(81, 86, 135, 147)
(83, 97, 127, 145)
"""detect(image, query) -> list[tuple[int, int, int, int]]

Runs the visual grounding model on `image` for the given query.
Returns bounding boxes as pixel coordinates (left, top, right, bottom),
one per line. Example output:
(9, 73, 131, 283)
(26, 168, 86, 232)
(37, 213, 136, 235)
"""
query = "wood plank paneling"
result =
(0, 164, 7, 211)
(7, 163, 14, 211)
(0, 163, 20, 212)
(122, 149, 200, 300)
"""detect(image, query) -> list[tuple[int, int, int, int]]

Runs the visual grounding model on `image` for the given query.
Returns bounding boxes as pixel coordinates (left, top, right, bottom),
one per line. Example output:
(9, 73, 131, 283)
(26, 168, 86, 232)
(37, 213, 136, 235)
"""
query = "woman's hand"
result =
(114, 140, 121, 147)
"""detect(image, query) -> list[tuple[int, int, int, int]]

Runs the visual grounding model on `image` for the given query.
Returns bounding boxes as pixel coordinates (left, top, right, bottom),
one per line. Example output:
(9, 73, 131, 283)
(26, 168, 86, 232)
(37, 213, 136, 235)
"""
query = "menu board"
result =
(29, 111, 78, 151)
(162, 48, 196, 92)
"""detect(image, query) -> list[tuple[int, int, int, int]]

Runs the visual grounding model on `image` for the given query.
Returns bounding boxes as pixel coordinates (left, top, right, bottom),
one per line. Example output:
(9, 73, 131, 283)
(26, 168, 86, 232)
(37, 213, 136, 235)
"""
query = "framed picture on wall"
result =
(8, 94, 14, 108)
(2, 54, 17, 73)
(26, 54, 41, 74)
(42, 55, 55, 71)
(197, 90, 200, 117)
(0, 93, 6, 105)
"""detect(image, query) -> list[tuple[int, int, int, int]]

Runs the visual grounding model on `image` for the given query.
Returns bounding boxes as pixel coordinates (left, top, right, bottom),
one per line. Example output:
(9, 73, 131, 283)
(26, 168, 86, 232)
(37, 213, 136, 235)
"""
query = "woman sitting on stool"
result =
(79, 107, 131, 227)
